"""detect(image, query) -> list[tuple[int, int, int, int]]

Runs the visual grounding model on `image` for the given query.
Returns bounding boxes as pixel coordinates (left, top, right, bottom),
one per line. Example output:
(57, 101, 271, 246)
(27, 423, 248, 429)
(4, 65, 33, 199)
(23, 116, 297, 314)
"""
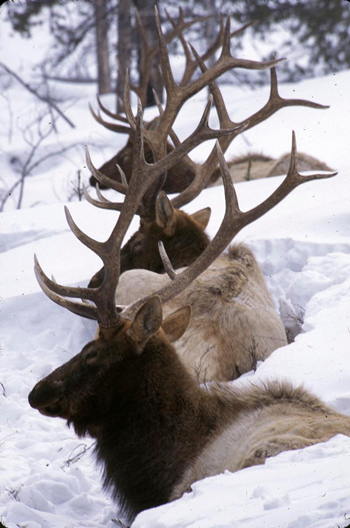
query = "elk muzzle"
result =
(28, 379, 65, 418)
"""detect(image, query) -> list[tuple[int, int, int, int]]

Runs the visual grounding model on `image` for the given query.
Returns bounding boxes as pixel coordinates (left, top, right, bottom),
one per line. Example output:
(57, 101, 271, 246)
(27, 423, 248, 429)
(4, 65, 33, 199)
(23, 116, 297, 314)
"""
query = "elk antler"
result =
(87, 10, 288, 221)
(122, 132, 337, 319)
(84, 92, 248, 220)
(170, 51, 330, 209)
(90, 8, 328, 217)
(35, 126, 336, 329)
(89, 10, 269, 138)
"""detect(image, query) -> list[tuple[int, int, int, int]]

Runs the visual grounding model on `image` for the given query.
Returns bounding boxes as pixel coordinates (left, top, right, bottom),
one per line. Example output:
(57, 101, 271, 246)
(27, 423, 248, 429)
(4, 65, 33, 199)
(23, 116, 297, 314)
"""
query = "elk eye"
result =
(85, 350, 98, 362)
(133, 241, 142, 251)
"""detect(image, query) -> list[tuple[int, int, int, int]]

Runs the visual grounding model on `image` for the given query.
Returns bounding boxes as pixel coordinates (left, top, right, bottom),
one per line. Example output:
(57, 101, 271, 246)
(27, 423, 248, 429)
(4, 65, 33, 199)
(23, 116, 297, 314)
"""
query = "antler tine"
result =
(163, 7, 213, 41)
(86, 146, 128, 195)
(229, 20, 256, 40)
(152, 88, 164, 117)
(96, 183, 114, 203)
(64, 206, 107, 258)
(34, 254, 96, 303)
(117, 164, 128, 187)
(164, 11, 199, 89)
(221, 12, 232, 57)
(89, 104, 131, 134)
(83, 184, 125, 214)
(158, 241, 178, 280)
(96, 96, 130, 124)
(123, 70, 137, 130)
(134, 7, 149, 52)
(34, 229, 121, 327)
(35, 255, 99, 320)
(242, 131, 337, 225)
(205, 18, 256, 63)
(245, 55, 329, 132)
(155, 5, 178, 98)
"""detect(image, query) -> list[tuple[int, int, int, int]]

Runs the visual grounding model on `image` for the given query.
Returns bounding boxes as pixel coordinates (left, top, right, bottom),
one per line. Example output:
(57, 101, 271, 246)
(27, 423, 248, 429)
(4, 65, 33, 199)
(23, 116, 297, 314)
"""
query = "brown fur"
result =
(28, 298, 350, 522)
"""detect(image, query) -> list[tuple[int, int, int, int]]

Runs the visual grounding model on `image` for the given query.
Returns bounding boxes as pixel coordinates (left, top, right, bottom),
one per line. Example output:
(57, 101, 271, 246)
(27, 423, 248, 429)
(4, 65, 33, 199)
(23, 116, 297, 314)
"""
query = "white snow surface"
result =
(1, 12, 350, 528)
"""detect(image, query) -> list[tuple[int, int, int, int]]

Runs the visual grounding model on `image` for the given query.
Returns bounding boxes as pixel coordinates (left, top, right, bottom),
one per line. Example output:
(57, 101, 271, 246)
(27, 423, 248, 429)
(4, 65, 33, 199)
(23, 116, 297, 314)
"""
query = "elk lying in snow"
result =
(29, 125, 345, 524)
(87, 189, 212, 289)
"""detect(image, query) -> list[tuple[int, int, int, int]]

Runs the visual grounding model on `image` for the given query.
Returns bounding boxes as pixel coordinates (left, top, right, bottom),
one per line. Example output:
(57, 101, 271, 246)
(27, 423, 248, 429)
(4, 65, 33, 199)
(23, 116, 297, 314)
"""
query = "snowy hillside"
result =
(1, 8, 350, 528)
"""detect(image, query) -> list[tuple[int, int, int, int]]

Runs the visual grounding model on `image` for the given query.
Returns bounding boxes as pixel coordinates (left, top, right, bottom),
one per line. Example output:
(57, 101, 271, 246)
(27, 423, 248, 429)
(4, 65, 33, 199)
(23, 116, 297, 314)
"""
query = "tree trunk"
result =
(94, 0, 112, 95)
(116, 0, 132, 113)
(205, 0, 217, 70)
(133, 0, 163, 106)
(205, 0, 217, 102)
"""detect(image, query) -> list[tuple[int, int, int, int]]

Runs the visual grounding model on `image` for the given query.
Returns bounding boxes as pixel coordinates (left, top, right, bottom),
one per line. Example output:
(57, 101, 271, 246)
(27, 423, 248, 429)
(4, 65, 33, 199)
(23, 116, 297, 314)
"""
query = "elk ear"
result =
(162, 306, 191, 343)
(127, 296, 163, 353)
(156, 191, 176, 236)
(190, 207, 211, 230)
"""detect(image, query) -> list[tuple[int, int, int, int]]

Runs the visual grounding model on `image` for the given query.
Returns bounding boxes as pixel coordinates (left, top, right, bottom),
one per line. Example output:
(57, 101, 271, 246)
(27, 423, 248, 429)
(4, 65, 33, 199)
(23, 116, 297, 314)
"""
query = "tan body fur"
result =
(170, 381, 350, 500)
(115, 244, 287, 383)
(210, 152, 334, 186)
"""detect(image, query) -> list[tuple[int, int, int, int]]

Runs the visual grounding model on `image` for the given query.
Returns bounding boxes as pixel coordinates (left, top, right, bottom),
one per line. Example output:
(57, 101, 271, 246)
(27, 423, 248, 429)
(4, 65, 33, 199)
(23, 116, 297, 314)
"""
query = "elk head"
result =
(28, 297, 191, 438)
(88, 189, 211, 288)
(89, 128, 198, 194)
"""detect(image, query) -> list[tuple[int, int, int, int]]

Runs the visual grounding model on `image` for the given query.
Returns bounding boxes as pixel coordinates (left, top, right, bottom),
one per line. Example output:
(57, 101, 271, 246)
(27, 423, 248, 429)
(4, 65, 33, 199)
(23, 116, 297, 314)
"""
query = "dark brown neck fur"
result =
(93, 333, 219, 521)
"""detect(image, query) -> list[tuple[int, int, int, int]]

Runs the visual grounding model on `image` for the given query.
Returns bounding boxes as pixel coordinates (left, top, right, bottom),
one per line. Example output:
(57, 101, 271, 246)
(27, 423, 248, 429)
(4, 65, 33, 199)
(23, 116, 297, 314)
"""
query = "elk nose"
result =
(28, 387, 37, 408)
(28, 379, 63, 409)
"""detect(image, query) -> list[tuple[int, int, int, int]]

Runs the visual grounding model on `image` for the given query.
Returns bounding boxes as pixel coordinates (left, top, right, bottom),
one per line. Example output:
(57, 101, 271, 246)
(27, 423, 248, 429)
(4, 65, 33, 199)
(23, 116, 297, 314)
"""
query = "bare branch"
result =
(0, 62, 75, 129)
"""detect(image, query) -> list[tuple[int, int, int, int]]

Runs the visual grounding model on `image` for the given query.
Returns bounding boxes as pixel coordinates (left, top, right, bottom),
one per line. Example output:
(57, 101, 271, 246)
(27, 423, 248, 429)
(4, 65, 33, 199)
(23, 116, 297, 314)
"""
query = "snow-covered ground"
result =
(1, 7, 350, 528)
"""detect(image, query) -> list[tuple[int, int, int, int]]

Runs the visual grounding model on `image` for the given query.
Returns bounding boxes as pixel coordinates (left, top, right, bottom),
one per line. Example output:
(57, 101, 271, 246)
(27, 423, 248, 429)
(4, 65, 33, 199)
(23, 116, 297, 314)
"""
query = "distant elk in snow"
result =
(86, 12, 331, 383)
(29, 96, 345, 526)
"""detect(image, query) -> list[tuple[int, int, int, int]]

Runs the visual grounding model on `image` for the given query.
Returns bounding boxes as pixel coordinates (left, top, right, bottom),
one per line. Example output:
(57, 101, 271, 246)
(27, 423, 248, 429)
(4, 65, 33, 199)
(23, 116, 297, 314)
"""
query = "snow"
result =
(1, 8, 350, 528)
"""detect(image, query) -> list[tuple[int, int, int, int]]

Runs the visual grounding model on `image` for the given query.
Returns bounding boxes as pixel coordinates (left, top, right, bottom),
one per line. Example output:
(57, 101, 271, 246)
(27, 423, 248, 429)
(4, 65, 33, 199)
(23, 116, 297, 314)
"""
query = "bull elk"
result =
(28, 116, 347, 524)
(86, 10, 331, 382)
